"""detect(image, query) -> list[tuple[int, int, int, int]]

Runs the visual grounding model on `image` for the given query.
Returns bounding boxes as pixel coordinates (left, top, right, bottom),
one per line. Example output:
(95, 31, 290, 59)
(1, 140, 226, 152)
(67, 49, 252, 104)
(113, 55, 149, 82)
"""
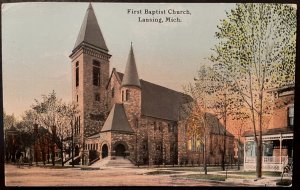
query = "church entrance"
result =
(102, 144, 108, 158)
(115, 144, 126, 157)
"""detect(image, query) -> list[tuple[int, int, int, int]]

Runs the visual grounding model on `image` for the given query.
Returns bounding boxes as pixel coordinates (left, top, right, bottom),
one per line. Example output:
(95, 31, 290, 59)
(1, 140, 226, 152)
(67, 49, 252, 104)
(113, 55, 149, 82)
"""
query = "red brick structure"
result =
(243, 85, 294, 171)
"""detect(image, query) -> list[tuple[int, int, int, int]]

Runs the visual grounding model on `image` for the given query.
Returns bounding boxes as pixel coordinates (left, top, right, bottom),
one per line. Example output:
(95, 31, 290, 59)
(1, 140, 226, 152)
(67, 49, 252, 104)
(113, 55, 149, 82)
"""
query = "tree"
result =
(32, 91, 63, 166)
(210, 4, 296, 178)
(4, 112, 18, 162)
(231, 112, 250, 170)
(60, 102, 79, 167)
(184, 79, 216, 174)
(195, 65, 237, 170)
(3, 112, 17, 131)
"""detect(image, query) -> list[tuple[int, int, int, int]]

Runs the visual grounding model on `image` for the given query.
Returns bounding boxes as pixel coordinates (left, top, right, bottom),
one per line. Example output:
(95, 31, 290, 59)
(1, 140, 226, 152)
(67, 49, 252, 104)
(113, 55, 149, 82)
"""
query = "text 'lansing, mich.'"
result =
(127, 8, 192, 23)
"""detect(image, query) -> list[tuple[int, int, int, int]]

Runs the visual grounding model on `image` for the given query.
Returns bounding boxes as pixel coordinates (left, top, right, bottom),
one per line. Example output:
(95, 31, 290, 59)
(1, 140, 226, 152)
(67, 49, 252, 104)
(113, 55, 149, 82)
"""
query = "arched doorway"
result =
(102, 144, 108, 158)
(115, 144, 126, 156)
(75, 145, 79, 156)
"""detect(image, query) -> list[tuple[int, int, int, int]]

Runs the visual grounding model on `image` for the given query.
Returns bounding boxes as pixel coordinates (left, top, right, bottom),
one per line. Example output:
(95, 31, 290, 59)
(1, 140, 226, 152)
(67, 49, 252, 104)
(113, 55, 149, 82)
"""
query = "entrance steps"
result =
(91, 156, 134, 168)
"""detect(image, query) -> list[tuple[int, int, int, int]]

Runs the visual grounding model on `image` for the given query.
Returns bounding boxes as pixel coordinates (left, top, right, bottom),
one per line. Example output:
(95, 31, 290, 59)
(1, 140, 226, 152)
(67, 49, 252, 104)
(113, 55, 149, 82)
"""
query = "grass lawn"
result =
(174, 174, 227, 181)
(145, 170, 183, 175)
(223, 171, 282, 177)
(36, 165, 78, 169)
(158, 166, 240, 172)
(173, 174, 257, 181)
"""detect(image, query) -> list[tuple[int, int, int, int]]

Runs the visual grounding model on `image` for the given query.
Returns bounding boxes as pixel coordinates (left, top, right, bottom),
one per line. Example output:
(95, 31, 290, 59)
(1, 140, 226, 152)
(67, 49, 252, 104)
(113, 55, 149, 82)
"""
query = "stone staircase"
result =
(91, 156, 134, 168)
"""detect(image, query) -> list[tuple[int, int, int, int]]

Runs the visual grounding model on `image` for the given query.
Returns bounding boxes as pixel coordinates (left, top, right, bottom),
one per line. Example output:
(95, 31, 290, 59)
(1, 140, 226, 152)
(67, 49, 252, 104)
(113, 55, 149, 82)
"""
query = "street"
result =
(5, 164, 251, 187)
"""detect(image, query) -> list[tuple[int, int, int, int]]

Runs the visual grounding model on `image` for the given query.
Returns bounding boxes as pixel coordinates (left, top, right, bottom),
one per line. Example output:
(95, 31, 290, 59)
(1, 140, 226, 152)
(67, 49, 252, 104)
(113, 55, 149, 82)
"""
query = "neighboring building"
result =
(243, 84, 294, 171)
(178, 113, 235, 166)
(70, 3, 234, 166)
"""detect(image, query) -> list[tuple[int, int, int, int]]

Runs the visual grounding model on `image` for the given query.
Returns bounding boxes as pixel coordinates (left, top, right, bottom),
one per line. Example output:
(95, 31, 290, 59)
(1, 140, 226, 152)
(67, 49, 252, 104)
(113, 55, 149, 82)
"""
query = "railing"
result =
(88, 157, 100, 166)
(244, 156, 290, 171)
(245, 156, 288, 164)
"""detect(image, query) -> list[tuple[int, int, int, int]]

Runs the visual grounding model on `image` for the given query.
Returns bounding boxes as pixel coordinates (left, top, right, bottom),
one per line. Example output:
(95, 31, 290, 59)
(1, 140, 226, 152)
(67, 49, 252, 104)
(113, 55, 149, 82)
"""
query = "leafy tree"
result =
(210, 4, 296, 178)
(192, 65, 242, 170)
(3, 112, 18, 162)
(32, 91, 64, 166)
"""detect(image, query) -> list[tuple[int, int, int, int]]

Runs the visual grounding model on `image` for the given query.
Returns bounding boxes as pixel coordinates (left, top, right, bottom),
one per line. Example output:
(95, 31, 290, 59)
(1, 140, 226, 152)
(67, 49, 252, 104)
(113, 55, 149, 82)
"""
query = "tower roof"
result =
(121, 44, 141, 88)
(101, 104, 134, 133)
(73, 3, 108, 52)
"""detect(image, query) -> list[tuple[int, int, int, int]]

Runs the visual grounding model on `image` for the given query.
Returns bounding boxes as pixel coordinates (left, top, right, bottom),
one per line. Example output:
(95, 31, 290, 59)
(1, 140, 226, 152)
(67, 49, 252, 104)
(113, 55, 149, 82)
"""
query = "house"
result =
(243, 84, 294, 171)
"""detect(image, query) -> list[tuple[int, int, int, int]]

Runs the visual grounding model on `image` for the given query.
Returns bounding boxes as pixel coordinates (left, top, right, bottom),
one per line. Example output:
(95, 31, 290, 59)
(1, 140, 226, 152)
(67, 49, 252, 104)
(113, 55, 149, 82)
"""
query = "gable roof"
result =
(205, 113, 234, 137)
(101, 103, 134, 133)
(73, 3, 108, 53)
(111, 71, 191, 121)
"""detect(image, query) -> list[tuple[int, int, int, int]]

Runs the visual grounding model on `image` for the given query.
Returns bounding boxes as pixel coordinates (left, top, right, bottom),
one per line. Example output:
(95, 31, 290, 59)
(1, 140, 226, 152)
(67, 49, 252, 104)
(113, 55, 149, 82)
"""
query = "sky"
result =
(2, 2, 238, 118)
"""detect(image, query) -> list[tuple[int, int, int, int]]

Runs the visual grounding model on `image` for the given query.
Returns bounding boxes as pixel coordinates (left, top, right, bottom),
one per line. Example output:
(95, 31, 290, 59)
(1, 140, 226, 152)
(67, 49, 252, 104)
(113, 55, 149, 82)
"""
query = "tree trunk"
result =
(222, 93, 227, 171)
(71, 121, 74, 167)
(237, 138, 240, 170)
(221, 150, 225, 171)
(47, 139, 50, 164)
(61, 136, 64, 167)
(256, 141, 262, 178)
(51, 126, 56, 166)
(41, 140, 46, 165)
(204, 136, 207, 175)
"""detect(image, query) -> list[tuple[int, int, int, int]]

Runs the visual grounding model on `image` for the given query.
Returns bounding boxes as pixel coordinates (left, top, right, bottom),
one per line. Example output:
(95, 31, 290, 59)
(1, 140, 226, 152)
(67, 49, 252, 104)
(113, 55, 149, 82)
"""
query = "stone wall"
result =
(178, 120, 187, 164)
(138, 117, 178, 165)
(82, 51, 110, 137)
(108, 71, 122, 110)
(111, 132, 135, 160)
(70, 46, 111, 144)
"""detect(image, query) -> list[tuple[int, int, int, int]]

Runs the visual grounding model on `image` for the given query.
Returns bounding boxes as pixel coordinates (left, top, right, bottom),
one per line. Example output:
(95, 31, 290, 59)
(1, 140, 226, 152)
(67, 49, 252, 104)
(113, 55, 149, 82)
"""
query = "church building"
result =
(69, 3, 191, 166)
(69, 3, 234, 166)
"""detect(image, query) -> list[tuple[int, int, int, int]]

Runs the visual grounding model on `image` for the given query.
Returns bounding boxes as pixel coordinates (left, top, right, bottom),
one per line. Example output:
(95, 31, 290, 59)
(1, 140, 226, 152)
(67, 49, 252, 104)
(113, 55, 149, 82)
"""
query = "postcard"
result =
(3, 2, 296, 187)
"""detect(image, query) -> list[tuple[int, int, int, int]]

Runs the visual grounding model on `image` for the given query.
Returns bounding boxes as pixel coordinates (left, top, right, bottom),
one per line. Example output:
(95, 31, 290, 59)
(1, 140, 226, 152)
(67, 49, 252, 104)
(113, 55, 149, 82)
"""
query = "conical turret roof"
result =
(121, 43, 141, 88)
(73, 3, 108, 52)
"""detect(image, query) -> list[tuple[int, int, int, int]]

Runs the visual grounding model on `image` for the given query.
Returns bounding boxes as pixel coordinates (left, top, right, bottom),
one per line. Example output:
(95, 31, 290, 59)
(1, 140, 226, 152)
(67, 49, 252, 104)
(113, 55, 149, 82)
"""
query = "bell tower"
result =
(69, 3, 111, 145)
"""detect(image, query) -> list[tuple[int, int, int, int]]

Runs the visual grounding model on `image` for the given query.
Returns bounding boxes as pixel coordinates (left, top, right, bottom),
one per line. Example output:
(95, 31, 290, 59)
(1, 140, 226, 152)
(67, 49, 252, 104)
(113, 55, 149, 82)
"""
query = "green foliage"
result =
(182, 174, 226, 181)
(210, 3, 296, 178)
(3, 112, 17, 131)
(211, 4, 296, 90)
